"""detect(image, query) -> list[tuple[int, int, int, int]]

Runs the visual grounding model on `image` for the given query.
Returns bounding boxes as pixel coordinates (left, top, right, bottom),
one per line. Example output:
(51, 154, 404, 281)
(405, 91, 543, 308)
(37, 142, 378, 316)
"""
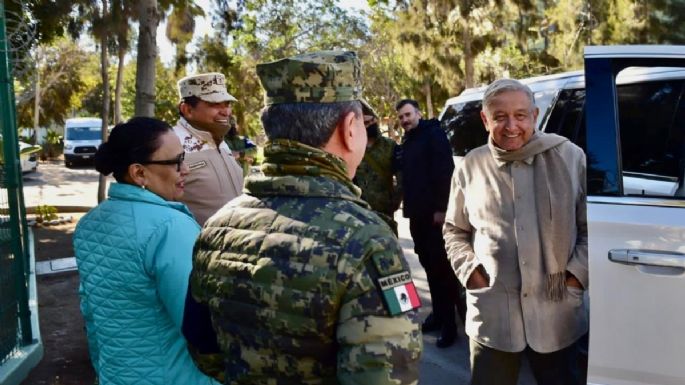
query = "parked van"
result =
(63, 118, 102, 167)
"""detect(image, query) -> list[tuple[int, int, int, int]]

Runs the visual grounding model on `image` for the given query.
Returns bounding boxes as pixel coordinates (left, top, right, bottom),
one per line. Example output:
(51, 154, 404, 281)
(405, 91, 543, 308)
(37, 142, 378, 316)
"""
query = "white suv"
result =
(583, 45, 685, 385)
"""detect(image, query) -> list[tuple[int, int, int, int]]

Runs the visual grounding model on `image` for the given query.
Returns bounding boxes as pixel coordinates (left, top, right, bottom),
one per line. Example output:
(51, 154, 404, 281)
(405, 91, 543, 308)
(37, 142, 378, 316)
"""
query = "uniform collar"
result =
(176, 117, 232, 153)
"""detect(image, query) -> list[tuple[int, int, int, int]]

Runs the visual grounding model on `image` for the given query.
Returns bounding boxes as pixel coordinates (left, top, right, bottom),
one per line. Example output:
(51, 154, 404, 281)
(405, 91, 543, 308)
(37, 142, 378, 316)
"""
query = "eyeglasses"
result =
(140, 152, 185, 172)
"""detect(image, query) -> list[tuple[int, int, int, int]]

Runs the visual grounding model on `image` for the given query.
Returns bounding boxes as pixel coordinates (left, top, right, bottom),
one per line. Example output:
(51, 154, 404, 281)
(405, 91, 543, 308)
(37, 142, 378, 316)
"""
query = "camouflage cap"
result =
(256, 50, 375, 115)
(177, 72, 238, 103)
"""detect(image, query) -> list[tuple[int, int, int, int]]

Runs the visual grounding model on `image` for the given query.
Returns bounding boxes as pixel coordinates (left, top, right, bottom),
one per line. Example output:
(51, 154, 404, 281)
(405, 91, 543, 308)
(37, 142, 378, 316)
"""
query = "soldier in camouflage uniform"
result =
(353, 113, 402, 234)
(185, 50, 422, 385)
(223, 116, 258, 178)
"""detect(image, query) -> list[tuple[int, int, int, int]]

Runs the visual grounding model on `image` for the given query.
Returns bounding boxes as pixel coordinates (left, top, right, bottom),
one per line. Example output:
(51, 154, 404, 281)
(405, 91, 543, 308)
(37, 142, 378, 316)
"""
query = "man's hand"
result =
(565, 272, 583, 289)
(466, 266, 489, 290)
(433, 211, 446, 226)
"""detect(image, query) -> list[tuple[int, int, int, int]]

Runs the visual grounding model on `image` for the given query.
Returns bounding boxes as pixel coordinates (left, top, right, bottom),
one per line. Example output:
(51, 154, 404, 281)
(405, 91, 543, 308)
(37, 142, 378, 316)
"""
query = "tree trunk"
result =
(462, 23, 474, 88)
(135, 0, 159, 117)
(32, 62, 40, 144)
(423, 80, 433, 119)
(114, 44, 125, 124)
(98, 0, 111, 204)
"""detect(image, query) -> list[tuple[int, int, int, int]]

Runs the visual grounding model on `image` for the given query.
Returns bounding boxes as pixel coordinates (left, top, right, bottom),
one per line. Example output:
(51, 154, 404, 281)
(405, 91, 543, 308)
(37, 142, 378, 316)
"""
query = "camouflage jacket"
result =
(354, 136, 402, 219)
(190, 139, 422, 385)
(224, 134, 258, 177)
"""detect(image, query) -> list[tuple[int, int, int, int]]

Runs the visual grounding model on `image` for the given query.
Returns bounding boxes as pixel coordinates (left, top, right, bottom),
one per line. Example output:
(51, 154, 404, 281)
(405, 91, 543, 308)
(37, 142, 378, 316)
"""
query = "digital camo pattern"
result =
(177, 72, 238, 103)
(190, 139, 421, 385)
(256, 50, 373, 114)
(354, 136, 402, 228)
(224, 134, 257, 177)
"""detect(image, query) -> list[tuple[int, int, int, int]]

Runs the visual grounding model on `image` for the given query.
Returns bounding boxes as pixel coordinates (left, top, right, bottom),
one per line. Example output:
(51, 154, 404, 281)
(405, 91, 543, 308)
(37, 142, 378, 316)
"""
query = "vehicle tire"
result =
(65, 160, 72, 168)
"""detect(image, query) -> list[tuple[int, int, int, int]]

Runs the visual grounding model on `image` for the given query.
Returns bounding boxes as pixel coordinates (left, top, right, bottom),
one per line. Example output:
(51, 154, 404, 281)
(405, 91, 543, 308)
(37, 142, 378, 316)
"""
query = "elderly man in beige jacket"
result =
(173, 73, 244, 225)
(444, 78, 588, 385)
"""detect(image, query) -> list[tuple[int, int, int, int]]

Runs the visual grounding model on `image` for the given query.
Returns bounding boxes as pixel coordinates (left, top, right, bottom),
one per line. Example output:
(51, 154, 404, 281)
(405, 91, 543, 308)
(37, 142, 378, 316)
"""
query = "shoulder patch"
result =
(377, 271, 421, 315)
(188, 160, 207, 171)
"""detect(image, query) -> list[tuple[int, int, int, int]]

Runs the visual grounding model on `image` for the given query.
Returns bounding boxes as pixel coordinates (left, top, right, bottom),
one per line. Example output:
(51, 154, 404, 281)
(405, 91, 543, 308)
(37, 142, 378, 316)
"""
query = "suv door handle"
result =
(609, 249, 685, 268)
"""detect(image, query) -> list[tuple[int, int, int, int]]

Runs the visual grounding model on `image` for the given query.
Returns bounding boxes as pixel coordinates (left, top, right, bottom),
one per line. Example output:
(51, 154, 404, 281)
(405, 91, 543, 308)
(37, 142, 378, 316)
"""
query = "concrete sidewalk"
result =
(35, 257, 77, 276)
(22, 161, 107, 211)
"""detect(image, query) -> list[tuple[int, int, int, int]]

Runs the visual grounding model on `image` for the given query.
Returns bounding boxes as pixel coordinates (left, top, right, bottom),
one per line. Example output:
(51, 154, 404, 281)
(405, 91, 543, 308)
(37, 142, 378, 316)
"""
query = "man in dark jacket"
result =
(397, 98, 466, 348)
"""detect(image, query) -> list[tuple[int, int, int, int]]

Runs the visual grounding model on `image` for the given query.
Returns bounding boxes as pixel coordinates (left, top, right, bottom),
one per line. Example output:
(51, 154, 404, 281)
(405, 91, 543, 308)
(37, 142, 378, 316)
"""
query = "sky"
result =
(156, 0, 372, 66)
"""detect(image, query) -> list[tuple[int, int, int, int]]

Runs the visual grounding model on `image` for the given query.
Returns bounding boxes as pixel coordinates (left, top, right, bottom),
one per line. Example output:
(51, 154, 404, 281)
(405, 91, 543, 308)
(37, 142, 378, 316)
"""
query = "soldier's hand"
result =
(466, 266, 489, 290)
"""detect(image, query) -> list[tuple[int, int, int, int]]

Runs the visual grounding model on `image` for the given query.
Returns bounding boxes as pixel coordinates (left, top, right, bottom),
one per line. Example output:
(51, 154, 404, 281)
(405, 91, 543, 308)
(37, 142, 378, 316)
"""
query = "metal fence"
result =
(0, 0, 34, 364)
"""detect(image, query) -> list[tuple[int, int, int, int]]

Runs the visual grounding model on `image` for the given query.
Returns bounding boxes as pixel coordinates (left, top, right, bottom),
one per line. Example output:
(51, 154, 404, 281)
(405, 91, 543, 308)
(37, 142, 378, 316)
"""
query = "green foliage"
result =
(15, 39, 90, 128)
(118, 59, 179, 124)
(42, 129, 63, 159)
(34, 205, 58, 222)
(167, 3, 205, 76)
(358, 9, 416, 122)
(17, 0, 685, 140)
(192, 0, 369, 138)
(44, 129, 62, 145)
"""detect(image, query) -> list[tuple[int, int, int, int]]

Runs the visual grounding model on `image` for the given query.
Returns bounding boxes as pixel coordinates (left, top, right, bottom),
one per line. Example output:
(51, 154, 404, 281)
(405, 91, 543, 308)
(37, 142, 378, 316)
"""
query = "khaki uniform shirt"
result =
(444, 142, 588, 353)
(173, 118, 243, 225)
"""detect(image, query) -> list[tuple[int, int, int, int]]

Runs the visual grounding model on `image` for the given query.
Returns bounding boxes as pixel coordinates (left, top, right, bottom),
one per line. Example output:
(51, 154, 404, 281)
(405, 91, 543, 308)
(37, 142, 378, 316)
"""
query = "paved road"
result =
(22, 160, 109, 209)
(22, 160, 536, 385)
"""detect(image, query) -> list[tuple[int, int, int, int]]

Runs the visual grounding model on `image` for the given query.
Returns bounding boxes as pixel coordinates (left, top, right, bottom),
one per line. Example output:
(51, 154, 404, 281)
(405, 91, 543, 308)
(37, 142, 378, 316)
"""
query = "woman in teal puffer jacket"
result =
(73, 117, 219, 385)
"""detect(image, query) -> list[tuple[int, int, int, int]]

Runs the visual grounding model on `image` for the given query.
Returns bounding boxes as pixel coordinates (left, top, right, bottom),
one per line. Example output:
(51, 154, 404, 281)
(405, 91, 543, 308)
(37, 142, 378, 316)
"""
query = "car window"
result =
(67, 126, 101, 141)
(441, 100, 488, 156)
(544, 89, 586, 150)
(618, 79, 685, 197)
(441, 86, 566, 157)
(545, 78, 685, 198)
(534, 88, 564, 129)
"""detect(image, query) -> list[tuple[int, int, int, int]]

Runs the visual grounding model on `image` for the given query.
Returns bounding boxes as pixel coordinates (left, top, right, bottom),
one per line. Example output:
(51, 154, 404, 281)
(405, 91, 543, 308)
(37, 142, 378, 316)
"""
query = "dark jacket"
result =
(401, 118, 454, 218)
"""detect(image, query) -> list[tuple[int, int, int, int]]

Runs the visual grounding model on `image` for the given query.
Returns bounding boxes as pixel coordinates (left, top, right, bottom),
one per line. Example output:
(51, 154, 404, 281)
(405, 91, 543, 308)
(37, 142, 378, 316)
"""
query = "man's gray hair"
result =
(482, 78, 535, 112)
(260, 101, 362, 147)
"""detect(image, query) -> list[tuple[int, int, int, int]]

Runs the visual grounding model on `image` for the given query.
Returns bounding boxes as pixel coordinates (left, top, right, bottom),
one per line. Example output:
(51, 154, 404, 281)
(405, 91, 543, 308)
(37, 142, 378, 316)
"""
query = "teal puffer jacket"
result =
(74, 183, 217, 385)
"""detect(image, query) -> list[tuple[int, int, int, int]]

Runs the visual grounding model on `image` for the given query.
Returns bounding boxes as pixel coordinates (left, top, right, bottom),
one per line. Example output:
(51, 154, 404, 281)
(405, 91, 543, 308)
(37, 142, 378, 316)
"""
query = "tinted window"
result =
(548, 78, 685, 197)
(544, 89, 586, 151)
(441, 100, 489, 156)
(67, 126, 101, 141)
(617, 79, 685, 197)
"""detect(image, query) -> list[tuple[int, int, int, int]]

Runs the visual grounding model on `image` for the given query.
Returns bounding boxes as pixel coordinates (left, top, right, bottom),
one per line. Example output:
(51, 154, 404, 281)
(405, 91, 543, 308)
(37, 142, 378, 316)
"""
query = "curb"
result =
(25, 206, 92, 214)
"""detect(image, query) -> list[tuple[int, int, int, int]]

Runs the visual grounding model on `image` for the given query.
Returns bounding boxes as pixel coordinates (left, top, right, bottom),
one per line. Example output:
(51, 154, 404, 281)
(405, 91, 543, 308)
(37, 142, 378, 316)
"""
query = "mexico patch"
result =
(377, 271, 421, 315)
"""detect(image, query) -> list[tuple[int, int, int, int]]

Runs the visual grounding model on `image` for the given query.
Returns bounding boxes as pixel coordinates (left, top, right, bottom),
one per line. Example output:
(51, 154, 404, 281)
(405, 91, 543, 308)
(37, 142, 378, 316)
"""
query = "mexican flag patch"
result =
(377, 271, 421, 315)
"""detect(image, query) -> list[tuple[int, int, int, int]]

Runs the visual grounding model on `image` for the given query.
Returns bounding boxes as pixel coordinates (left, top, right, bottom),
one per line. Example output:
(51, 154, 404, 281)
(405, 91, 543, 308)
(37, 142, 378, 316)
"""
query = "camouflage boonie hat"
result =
(177, 72, 238, 103)
(256, 50, 375, 115)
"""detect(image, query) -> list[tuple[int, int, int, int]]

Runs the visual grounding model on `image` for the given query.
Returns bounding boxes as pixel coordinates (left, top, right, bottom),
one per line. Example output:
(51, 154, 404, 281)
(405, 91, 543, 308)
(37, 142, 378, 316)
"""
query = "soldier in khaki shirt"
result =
(173, 73, 244, 225)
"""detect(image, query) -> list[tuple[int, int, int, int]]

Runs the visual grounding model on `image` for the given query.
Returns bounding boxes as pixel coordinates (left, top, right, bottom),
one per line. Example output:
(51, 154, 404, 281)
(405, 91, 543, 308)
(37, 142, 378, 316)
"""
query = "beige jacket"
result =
(173, 119, 243, 225)
(444, 141, 588, 353)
